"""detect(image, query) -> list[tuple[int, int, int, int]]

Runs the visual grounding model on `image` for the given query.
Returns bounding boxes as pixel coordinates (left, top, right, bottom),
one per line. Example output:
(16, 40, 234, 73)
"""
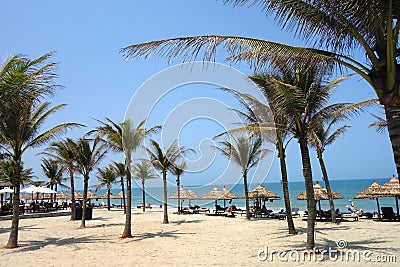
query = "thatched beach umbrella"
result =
(87, 191, 99, 199)
(202, 186, 238, 208)
(57, 191, 72, 200)
(169, 187, 201, 210)
(365, 177, 400, 216)
(74, 192, 83, 199)
(243, 184, 281, 201)
(355, 181, 385, 217)
(296, 182, 343, 210)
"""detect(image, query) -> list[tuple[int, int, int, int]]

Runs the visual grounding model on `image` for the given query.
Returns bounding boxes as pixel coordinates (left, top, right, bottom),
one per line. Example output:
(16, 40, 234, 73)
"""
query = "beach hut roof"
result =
(57, 191, 72, 199)
(111, 191, 124, 199)
(354, 181, 385, 199)
(201, 186, 238, 200)
(87, 191, 100, 199)
(296, 182, 343, 201)
(242, 184, 281, 200)
(169, 187, 200, 200)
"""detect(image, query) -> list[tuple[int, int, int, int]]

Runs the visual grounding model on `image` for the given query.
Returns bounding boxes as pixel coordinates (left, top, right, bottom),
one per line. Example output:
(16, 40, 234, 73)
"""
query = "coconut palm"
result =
(215, 136, 269, 219)
(44, 138, 80, 220)
(121, 0, 400, 201)
(89, 118, 159, 237)
(112, 161, 127, 213)
(41, 158, 66, 201)
(73, 138, 107, 228)
(221, 76, 297, 234)
(0, 102, 78, 247)
(146, 140, 192, 224)
(0, 160, 35, 186)
(132, 161, 158, 212)
(369, 111, 388, 134)
(170, 161, 186, 215)
(95, 166, 118, 211)
(309, 121, 350, 222)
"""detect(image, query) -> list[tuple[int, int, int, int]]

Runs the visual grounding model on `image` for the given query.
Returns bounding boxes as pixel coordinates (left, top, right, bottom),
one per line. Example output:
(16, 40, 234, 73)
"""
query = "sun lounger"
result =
(381, 207, 399, 221)
(291, 208, 300, 217)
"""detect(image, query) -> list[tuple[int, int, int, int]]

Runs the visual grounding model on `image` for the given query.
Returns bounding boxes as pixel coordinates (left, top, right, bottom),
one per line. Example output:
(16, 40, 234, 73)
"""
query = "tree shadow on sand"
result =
(170, 219, 203, 225)
(7, 235, 108, 253)
(127, 230, 196, 242)
(0, 224, 45, 235)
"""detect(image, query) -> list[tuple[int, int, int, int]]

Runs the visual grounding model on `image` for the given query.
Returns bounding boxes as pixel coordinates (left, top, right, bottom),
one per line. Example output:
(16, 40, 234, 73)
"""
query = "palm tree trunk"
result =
(6, 159, 21, 248)
(69, 165, 76, 220)
(121, 159, 133, 238)
(142, 179, 145, 212)
(177, 175, 180, 215)
(107, 186, 111, 211)
(243, 170, 250, 220)
(278, 149, 297, 234)
(80, 173, 88, 228)
(384, 103, 400, 177)
(163, 170, 169, 224)
(317, 151, 336, 223)
(120, 175, 126, 214)
(299, 137, 316, 250)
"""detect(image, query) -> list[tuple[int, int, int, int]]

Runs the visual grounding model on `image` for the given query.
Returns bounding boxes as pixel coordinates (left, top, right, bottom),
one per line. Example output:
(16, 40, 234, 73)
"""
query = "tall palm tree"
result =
(146, 140, 192, 224)
(41, 158, 66, 201)
(90, 118, 159, 238)
(221, 77, 297, 234)
(121, 0, 400, 200)
(44, 138, 80, 220)
(170, 161, 186, 215)
(132, 161, 158, 212)
(73, 138, 107, 228)
(112, 161, 127, 213)
(95, 166, 118, 211)
(0, 102, 77, 247)
(215, 136, 269, 219)
(309, 121, 350, 222)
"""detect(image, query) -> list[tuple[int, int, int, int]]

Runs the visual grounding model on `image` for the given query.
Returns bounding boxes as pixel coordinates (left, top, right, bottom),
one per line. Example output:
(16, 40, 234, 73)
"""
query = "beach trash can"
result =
(72, 205, 92, 220)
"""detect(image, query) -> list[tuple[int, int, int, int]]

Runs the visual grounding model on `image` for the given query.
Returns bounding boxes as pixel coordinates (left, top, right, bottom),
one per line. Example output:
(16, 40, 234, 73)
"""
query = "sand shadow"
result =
(128, 230, 196, 242)
(170, 219, 203, 225)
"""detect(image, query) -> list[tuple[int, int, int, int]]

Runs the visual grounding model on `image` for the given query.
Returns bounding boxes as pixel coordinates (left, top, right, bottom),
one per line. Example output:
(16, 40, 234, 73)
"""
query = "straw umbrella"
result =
(354, 181, 385, 217)
(74, 192, 83, 199)
(169, 187, 200, 210)
(296, 182, 343, 211)
(363, 177, 400, 217)
(87, 191, 99, 199)
(202, 186, 238, 208)
(111, 191, 125, 207)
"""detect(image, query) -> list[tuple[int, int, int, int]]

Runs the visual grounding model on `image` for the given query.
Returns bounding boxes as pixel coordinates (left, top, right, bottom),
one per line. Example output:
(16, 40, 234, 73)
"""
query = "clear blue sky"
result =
(0, 1, 395, 189)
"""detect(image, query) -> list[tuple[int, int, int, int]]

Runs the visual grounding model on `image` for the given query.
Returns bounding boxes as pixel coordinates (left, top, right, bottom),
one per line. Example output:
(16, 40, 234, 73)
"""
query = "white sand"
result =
(0, 209, 399, 266)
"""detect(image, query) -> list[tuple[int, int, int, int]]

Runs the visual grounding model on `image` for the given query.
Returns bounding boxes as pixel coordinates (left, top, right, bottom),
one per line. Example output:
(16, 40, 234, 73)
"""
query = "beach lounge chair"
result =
(381, 207, 398, 221)
(291, 208, 300, 217)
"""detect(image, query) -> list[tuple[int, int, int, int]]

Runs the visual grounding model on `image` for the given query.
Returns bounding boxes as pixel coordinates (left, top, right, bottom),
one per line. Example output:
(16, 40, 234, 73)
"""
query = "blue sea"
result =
(82, 177, 397, 213)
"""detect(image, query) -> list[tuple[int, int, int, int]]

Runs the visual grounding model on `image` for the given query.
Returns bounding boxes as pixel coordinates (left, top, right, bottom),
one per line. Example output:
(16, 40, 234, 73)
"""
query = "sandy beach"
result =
(0, 208, 399, 266)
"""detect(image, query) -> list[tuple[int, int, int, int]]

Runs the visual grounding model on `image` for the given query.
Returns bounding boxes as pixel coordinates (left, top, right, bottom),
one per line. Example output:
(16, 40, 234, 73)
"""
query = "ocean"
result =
(85, 177, 397, 213)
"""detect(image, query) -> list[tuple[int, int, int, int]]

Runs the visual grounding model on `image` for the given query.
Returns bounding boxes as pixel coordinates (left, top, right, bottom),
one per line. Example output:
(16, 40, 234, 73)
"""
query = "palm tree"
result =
(121, 0, 400, 198)
(44, 138, 80, 220)
(0, 102, 77, 247)
(223, 76, 297, 234)
(89, 118, 159, 238)
(41, 158, 66, 201)
(146, 140, 192, 224)
(309, 121, 350, 222)
(132, 161, 158, 212)
(95, 166, 118, 211)
(112, 161, 127, 213)
(73, 138, 107, 228)
(215, 136, 269, 219)
(0, 160, 35, 187)
(170, 161, 186, 215)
